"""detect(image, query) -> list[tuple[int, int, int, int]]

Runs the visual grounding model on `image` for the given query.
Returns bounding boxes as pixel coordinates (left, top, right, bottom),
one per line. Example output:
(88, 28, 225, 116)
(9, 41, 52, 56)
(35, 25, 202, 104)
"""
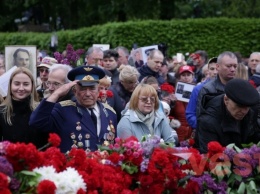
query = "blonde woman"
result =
(117, 84, 176, 144)
(235, 63, 248, 80)
(98, 76, 112, 103)
(0, 67, 48, 148)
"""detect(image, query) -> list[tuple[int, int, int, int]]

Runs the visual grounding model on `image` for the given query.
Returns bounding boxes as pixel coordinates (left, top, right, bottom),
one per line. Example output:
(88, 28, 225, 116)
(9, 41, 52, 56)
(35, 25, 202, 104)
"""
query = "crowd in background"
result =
(0, 45, 260, 154)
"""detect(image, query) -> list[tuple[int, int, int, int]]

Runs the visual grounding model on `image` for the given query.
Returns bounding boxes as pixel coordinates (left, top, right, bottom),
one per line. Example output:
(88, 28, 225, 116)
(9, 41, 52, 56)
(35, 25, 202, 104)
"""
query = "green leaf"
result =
(246, 180, 257, 193)
(241, 142, 254, 148)
(237, 182, 246, 194)
(226, 143, 236, 149)
(19, 170, 39, 176)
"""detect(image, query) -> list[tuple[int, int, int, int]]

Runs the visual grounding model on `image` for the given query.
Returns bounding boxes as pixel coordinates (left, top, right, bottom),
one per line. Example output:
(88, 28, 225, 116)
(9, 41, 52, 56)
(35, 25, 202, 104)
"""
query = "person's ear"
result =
(224, 95, 229, 105)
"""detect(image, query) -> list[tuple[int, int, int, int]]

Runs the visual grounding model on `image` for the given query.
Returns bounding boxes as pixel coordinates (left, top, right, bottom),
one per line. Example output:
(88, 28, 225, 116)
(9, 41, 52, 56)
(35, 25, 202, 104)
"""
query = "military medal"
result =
(76, 122, 82, 131)
(70, 133, 76, 139)
(109, 120, 115, 133)
(77, 142, 83, 147)
(78, 134, 82, 141)
(85, 139, 90, 147)
(103, 140, 110, 146)
(85, 133, 90, 139)
(71, 144, 78, 148)
(105, 120, 115, 144)
(85, 139, 91, 153)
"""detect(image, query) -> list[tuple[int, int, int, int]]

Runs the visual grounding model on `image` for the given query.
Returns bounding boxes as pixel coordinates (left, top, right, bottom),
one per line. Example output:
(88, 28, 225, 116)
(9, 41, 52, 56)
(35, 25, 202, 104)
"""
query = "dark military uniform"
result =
(30, 99, 117, 153)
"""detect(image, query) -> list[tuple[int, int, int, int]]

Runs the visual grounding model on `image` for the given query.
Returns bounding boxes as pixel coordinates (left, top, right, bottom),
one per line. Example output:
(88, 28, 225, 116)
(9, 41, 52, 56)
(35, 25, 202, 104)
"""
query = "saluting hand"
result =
(47, 80, 79, 103)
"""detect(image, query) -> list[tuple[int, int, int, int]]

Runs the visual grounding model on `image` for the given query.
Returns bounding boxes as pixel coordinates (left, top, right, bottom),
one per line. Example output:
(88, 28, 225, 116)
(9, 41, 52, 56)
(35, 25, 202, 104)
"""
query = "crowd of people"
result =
(0, 46, 260, 154)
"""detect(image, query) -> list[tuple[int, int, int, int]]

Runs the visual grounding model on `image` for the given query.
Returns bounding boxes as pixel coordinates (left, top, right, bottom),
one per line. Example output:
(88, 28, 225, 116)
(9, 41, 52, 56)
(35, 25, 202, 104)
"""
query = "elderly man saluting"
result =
(30, 65, 117, 153)
(197, 79, 260, 153)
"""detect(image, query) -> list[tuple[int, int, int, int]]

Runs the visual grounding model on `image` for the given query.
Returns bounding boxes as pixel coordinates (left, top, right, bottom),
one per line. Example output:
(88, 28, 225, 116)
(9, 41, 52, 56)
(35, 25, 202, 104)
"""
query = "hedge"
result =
(0, 18, 259, 58)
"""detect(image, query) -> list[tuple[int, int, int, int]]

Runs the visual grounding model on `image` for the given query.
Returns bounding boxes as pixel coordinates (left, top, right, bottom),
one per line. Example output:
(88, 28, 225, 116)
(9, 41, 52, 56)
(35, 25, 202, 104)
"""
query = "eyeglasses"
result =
(46, 81, 64, 88)
(123, 80, 139, 85)
(39, 68, 49, 73)
(139, 96, 156, 104)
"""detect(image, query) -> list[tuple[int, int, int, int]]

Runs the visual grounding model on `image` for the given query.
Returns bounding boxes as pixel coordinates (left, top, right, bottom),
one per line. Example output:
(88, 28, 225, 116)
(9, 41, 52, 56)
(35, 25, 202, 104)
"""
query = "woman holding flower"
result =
(117, 84, 176, 144)
(0, 67, 48, 148)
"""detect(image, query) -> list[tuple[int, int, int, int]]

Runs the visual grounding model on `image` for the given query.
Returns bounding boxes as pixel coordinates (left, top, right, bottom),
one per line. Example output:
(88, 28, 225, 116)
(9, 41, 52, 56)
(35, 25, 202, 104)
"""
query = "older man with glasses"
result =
(36, 56, 58, 100)
(46, 64, 73, 101)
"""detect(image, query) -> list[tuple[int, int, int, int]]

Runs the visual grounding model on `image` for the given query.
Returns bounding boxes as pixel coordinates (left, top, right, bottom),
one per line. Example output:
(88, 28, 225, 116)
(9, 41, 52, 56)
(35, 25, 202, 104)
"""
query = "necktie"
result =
(89, 108, 97, 132)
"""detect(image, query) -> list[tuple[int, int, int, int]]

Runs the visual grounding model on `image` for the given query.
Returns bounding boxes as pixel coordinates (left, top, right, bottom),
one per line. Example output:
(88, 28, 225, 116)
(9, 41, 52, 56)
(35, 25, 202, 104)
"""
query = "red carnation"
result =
(0, 172, 9, 190)
(161, 82, 175, 94)
(76, 188, 86, 194)
(108, 152, 121, 164)
(207, 141, 224, 157)
(106, 90, 113, 98)
(48, 133, 61, 147)
(37, 180, 56, 194)
(188, 138, 195, 146)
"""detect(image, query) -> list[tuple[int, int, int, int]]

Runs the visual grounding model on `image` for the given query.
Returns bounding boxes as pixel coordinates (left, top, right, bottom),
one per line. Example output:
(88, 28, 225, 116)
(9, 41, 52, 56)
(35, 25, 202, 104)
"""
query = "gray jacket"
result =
(117, 109, 177, 144)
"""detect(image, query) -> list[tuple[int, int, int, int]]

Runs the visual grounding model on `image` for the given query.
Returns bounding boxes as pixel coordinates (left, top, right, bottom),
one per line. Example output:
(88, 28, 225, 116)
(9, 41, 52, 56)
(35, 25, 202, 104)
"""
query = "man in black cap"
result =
(30, 65, 117, 153)
(196, 78, 260, 153)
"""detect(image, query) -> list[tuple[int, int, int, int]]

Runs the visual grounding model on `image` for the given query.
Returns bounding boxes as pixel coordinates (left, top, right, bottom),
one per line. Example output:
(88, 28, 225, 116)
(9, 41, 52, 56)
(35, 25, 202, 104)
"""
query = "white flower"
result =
(106, 76, 112, 83)
(33, 166, 57, 182)
(160, 139, 165, 143)
(33, 166, 87, 194)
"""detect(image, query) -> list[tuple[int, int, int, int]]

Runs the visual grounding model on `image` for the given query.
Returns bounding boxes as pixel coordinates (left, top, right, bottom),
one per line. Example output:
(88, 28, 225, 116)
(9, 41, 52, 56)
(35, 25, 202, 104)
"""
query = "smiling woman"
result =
(0, 67, 48, 148)
(117, 83, 177, 144)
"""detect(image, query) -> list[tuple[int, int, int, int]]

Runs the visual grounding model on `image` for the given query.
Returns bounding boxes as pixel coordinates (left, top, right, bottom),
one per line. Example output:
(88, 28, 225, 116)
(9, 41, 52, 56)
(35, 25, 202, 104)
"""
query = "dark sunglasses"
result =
(39, 68, 49, 73)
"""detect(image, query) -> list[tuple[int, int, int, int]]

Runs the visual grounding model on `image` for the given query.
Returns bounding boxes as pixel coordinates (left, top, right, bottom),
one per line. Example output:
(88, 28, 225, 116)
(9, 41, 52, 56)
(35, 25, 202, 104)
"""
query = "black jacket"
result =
(138, 64, 165, 85)
(196, 94, 260, 153)
(0, 98, 48, 148)
(107, 82, 132, 122)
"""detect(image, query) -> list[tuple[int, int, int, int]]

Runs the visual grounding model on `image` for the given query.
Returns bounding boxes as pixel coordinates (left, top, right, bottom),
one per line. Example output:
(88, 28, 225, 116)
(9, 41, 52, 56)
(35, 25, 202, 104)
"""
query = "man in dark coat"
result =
(30, 65, 117, 153)
(138, 49, 165, 85)
(197, 79, 260, 153)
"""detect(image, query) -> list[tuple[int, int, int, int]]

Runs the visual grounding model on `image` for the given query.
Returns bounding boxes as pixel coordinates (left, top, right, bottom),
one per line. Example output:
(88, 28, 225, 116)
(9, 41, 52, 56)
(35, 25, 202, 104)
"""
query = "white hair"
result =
(49, 64, 72, 83)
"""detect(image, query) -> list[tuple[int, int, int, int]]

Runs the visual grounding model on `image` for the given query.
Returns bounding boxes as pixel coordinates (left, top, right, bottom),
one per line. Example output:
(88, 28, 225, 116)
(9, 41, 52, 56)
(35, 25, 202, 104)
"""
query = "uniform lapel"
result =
(98, 102, 109, 140)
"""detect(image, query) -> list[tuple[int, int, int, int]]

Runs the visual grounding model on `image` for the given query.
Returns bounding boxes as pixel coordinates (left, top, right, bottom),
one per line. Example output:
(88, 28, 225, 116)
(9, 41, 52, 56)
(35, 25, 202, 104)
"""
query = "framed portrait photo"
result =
(140, 45, 158, 64)
(175, 81, 195, 102)
(5, 45, 37, 80)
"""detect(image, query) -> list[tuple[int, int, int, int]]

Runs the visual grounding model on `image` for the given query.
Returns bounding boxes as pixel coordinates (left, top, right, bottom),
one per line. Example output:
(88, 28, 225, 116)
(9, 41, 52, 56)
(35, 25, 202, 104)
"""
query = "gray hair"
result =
(250, 52, 260, 58)
(85, 47, 103, 57)
(119, 65, 140, 81)
(114, 46, 129, 57)
(217, 51, 237, 64)
(49, 64, 72, 83)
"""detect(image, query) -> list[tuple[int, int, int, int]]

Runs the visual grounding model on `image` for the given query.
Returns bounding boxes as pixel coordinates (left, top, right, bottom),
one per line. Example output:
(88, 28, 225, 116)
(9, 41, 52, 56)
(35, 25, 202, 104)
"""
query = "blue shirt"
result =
(185, 80, 209, 129)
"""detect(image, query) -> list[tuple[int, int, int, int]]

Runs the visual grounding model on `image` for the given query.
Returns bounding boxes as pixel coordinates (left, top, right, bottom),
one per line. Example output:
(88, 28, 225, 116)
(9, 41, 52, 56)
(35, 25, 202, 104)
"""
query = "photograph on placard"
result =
(140, 45, 158, 64)
(5, 45, 37, 80)
(175, 81, 195, 102)
(92, 44, 110, 51)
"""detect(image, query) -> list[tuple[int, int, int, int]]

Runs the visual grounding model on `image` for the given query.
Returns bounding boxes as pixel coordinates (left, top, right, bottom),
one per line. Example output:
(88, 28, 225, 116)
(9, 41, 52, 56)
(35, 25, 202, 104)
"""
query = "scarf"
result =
(135, 110, 155, 134)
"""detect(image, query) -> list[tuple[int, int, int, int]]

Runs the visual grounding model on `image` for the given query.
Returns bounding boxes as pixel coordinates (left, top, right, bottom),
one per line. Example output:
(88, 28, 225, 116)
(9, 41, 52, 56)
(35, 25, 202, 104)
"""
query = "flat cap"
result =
(225, 78, 259, 106)
(68, 65, 105, 86)
(38, 57, 57, 69)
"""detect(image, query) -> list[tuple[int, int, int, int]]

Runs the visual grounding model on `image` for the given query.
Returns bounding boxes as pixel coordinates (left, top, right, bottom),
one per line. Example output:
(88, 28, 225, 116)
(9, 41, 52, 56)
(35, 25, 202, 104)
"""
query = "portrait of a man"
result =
(13, 48, 30, 67)
(5, 45, 37, 80)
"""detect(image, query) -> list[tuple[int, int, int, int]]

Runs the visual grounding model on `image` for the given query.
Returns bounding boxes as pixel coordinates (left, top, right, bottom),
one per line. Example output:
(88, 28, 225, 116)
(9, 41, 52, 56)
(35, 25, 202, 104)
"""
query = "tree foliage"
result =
(1, 0, 260, 32)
